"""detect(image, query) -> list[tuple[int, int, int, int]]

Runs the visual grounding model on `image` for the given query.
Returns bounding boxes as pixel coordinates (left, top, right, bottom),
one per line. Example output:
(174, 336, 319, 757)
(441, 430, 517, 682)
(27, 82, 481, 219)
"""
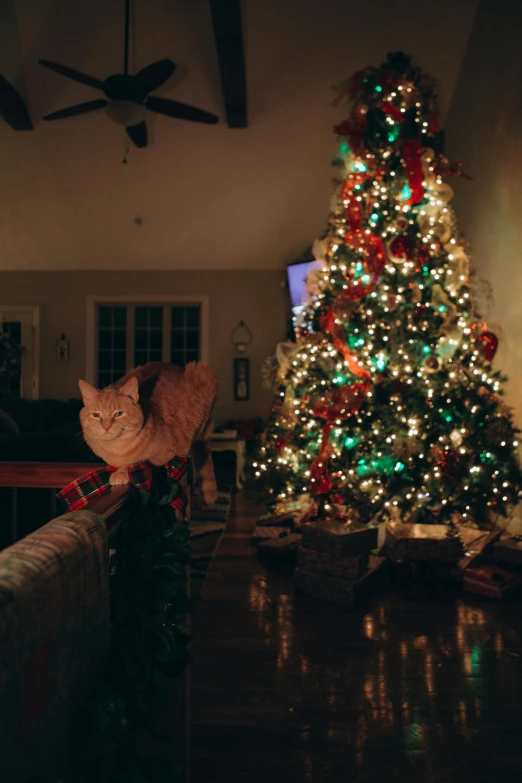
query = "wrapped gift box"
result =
(297, 546, 367, 580)
(301, 520, 378, 558)
(295, 558, 387, 607)
(386, 522, 464, 562)
(257, 533, 302, 555)
(251, 526, 289, 544)
(464, 564, 520, 598)
(494, 535, 522, 566)
(256, 513, 295, 529)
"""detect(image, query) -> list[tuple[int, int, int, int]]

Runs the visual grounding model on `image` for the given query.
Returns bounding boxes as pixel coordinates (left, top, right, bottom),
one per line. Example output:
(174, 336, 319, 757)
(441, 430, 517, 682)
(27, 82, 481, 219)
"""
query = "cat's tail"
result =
(192, 440, 218, 506)
(185, 362, 218, 504)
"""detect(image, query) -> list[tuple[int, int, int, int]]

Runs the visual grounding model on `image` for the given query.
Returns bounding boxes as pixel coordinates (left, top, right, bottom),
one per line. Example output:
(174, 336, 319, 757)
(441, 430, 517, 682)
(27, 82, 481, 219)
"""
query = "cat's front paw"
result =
(110, 469, 130, 486)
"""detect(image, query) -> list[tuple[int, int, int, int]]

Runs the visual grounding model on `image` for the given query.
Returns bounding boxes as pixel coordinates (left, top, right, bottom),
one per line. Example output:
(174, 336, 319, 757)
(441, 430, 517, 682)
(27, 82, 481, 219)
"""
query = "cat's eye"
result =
(92, 412, 101, 418)
(114, 410, 124, 418)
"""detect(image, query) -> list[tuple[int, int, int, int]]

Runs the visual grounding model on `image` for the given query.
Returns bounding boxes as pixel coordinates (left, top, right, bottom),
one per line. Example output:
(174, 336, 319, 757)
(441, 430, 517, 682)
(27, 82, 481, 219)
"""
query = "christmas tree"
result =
(257, 52, 522, 528)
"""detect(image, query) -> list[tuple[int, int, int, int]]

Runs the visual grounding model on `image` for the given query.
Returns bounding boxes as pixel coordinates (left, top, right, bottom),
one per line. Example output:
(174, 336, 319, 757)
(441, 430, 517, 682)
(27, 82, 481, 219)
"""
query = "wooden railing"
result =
(0, 461, 137, 545)
(0, 460, 190, 781)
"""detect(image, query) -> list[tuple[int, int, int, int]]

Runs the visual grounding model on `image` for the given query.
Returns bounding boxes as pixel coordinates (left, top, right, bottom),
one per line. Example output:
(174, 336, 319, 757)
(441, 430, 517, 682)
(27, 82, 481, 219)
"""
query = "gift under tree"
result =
(257, 52, 522, 527)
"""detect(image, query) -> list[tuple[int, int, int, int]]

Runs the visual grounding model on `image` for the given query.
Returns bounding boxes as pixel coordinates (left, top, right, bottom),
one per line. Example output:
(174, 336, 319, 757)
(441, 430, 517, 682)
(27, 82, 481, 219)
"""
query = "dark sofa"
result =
(0, 398, 98, 462)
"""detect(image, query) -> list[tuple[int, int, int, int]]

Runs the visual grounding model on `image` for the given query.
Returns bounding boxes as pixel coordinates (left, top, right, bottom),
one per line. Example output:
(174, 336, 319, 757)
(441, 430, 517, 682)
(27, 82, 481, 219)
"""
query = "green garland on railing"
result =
(72, 471, 191, 783)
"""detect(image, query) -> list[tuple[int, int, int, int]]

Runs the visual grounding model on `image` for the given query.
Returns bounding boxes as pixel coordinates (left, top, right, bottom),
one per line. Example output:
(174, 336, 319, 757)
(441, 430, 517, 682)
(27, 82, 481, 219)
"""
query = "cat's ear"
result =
(120, 377, 139, 404)
(79, 380, 99, 406)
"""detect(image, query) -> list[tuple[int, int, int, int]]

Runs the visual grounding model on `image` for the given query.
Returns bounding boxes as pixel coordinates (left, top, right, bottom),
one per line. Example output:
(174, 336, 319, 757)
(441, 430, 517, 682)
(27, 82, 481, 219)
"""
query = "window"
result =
(91, 300, 206, 388)
(0, 321, 22, 399)
(0, 306, 39, 400)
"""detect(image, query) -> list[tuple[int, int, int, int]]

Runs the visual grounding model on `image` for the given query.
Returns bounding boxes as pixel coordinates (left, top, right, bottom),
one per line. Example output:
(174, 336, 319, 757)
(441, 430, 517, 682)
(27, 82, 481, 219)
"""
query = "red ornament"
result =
(331, 493, 344, 505)
(478, 331, 498, 362)
(388, 235, 413, 263)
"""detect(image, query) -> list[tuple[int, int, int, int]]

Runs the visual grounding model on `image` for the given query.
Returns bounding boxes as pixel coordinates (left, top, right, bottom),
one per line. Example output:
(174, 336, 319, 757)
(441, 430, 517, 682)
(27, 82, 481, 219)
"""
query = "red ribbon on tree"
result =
(311, 308, 371, 496)
(403, 138, 424, 204)
(320, 307, 371, 381)
(338, 229, 387, 304)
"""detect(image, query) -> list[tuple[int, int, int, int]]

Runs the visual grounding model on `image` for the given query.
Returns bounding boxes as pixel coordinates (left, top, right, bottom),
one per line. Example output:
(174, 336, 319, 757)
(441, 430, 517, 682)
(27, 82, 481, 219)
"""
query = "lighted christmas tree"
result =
(257, 52, 522, 527)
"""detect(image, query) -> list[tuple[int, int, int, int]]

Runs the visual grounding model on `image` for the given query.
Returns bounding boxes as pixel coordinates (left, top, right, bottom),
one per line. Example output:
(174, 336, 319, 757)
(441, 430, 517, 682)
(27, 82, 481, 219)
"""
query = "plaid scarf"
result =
(56, 456, 188, 519)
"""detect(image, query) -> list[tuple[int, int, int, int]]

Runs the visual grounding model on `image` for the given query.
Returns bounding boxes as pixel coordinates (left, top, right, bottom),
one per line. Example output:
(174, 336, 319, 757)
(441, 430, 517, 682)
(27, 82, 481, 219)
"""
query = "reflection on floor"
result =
(190, 492, 522, 783)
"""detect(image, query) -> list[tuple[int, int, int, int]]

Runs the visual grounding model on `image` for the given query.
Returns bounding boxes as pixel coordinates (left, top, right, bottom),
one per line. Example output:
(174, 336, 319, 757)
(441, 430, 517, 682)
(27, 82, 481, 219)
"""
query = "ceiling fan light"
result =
(105, 100, 146, 127)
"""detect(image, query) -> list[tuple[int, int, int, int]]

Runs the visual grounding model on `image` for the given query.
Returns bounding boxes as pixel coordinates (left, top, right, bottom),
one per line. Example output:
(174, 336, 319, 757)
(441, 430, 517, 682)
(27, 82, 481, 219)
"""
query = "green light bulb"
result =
(422, 345, 431, 354)
(345, 437, 356, 449)
(395, 461, 405, 472)
(370, 213, 379, 221)
(401, 184, 412, 200)
(375, 85, 383, 93)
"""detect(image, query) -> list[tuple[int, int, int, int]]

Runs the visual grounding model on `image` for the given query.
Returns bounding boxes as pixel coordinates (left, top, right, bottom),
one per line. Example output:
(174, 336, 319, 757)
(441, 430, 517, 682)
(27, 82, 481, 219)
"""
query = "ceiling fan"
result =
(39, 0, 218, 148)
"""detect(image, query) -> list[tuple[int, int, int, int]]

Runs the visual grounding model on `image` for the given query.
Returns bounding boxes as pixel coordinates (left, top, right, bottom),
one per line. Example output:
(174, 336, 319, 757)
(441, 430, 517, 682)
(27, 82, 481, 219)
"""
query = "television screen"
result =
(287, 260, 322, 308)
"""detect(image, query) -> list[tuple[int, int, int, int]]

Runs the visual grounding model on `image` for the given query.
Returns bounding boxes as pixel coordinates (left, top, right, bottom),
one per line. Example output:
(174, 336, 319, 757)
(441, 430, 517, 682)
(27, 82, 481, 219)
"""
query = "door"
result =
(0, 307, 39, 400)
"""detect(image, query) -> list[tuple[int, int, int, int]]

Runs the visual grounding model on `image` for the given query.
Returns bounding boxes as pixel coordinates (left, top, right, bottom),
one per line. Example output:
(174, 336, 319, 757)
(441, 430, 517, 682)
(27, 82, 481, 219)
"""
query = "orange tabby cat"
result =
(78, 361, 218, 504)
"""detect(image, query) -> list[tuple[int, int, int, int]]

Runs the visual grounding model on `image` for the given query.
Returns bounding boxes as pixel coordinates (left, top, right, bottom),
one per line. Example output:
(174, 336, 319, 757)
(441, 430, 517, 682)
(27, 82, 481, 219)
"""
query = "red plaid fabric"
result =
(57, 456, 188, 519)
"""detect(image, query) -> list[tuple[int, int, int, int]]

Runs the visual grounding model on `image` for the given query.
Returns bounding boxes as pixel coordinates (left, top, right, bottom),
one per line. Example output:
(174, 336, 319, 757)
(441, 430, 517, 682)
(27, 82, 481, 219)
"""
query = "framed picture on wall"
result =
(234, 357, 249, 401)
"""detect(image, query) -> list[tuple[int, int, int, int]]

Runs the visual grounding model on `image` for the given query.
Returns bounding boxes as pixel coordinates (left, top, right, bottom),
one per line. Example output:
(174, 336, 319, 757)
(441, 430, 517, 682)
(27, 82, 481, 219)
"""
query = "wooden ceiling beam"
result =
(209, 0, 247, 128)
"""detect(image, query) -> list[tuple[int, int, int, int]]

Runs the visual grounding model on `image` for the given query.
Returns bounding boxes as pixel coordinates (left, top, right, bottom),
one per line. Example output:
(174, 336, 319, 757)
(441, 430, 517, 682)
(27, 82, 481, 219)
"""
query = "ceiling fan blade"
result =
(39, 59, 105, 91)
(0, 74, 33, 130)
(43, 99, 108, 121)
(126, 120, 148, 148)
(146, 95, 218, 124)
(134, 59, 176, 94)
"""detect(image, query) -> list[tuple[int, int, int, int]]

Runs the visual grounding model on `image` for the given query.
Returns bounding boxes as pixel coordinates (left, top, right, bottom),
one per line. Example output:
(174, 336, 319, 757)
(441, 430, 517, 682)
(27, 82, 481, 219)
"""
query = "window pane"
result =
(171, 330, 184, 350)
(133, 306, 164, 366)
(98, 330, 111, 350)
(98, 372, 112, 388)
(113, 330, 126, 350)
(114, 351, 126, 370)
(186, 351, 199, 364)
(113, 307, 127, 328)
(171, 351, 184, 366)
(149, 330, 162, 351)
(186, 330, 199, 351)
(186, 307, 200, 328)
(150, 307, 163, 328)
(0, 322, 22, 399)
(171, 307, 185, 328)
(99, 352, 112, 371)
(135, 307, 147, 328)
(135, 330, 147, 350)
(97, 306, 128, 387)
(99, 307, 112, 328)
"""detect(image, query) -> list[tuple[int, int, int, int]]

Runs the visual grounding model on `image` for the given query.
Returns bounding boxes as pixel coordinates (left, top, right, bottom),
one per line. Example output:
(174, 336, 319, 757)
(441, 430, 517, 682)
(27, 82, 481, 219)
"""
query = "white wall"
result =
(446, 0, 522, 528)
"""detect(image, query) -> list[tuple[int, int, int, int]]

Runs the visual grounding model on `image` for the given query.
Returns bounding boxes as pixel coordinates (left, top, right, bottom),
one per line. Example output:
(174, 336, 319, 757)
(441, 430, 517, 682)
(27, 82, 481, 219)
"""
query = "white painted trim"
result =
(0, 304, 40, 399)
(85, 295, 210, 385)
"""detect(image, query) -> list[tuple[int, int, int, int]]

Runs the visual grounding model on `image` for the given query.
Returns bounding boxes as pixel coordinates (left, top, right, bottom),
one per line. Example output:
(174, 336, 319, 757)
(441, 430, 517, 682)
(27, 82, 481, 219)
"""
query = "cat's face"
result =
(79, 378, 143, 444)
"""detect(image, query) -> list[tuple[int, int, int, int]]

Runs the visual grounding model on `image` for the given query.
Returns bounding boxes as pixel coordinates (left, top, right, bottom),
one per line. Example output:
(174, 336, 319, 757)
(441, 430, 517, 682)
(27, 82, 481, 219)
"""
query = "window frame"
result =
(85, 295, 209, 386)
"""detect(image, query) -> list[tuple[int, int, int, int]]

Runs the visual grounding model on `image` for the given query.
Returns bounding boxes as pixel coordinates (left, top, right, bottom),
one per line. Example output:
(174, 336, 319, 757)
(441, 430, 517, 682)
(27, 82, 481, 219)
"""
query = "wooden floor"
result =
(190, 492, 522, 783)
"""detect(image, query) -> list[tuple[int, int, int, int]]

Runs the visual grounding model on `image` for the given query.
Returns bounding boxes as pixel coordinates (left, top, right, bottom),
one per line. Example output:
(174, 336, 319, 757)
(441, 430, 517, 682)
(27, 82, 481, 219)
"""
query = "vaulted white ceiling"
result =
(0, 0, 478, 271)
